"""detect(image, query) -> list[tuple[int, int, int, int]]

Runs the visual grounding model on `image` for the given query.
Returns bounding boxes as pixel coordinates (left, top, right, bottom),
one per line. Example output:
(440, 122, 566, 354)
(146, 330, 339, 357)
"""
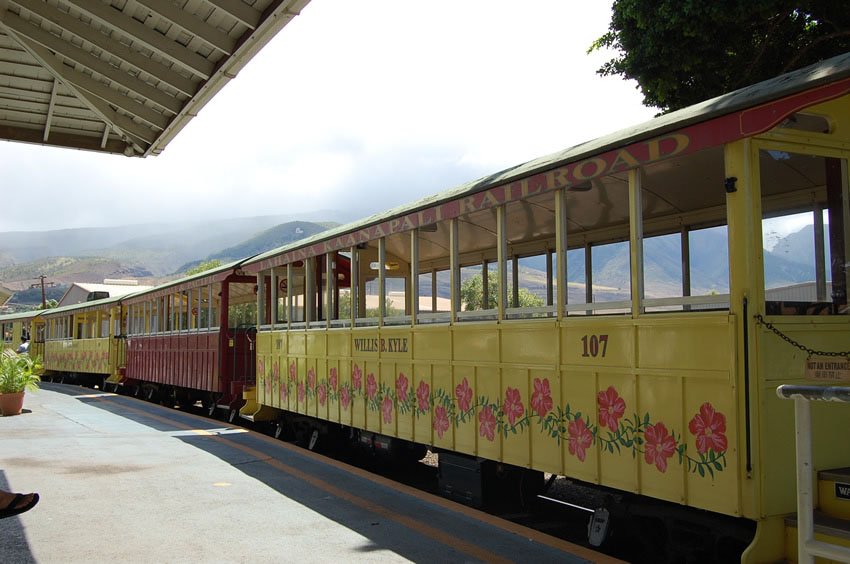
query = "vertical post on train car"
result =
(257, 272, 266, 326)
(270, 269, 278, 330)
(724, 138, 760, 480)
(219, 278, 230, 385)
(585, 242, 593, 313)
(512, 256, 519, 308)
(555, 189, 567, 318)
(681, 226, 691, 311)
(431, 271, 437, 313)
(813, 202, 827, 301)
(628, 168, 645, 317)
(497, 205, 507, 320)
(449, 218, 459, 323)
(482, 258, 490, 311)
(349, 248, 357, 326)
(410, 231, 419, 325)
(286, 263, 294, 329)
(326, 253, 334, 328)
(378, 238, 387, 325)
(305, 257, 315, 324)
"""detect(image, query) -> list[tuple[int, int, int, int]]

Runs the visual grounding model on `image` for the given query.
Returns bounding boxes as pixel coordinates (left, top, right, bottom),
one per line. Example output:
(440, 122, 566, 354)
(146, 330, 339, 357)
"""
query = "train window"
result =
(274, 270, 289, 325)
(637, 146, 729, 313)
(382, 232, 411, 325)
(503, 194, 555, 319)
(286, 269, 306, 325)
(228, 282, 257, 329)
(688, 225, 730, 305)
(760, 150, 849, 315)
(415, 219, 452, 323)
(353, 242, 380, 323)
(150, 299, 160, 333)
(563, 173, 631, 315)
(456, 206, 498, 321)
(210, 283, 221, 329)
(196, 286, 207, 329)
(331, 254, 352, 327)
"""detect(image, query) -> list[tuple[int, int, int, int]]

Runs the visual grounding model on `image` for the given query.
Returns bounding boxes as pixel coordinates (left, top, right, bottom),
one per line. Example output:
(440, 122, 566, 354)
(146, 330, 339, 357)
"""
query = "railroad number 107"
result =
(581, 334, 609, 357)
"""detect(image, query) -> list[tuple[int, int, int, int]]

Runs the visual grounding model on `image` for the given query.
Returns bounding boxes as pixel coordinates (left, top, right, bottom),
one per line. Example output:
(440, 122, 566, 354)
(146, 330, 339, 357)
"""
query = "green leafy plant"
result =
(0, 350, 42, 394)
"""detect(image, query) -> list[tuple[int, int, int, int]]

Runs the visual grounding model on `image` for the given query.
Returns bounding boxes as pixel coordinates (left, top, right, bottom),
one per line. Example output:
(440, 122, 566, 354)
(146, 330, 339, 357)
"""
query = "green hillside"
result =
(177, 221, 335, 273)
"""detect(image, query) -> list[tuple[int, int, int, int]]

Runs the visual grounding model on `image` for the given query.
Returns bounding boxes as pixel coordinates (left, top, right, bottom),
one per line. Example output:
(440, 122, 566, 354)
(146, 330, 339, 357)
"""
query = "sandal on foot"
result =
(0, 493, 39, 519)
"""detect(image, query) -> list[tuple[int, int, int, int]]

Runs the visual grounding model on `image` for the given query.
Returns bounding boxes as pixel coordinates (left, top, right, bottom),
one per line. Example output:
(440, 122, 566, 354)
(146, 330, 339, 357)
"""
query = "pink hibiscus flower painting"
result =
(478, 405, 496, 441)
(366, 373, 377, 400)
(531, 378, 553, 418)
(416, 380, 430, 412)
(433, 406, 450, 439)
(352, 363, 362, 391)
(455, 378, 473, 413)
(567, 418, 593, 462)
(644, 422, 677, 472)
(329, 367, 338, 392)
(597, 386, 626, 433)
(382, 395, 393, 424)
(503, 387, 525, 426)
(396, 372, 409, 402)
(688, 402, 728, 455)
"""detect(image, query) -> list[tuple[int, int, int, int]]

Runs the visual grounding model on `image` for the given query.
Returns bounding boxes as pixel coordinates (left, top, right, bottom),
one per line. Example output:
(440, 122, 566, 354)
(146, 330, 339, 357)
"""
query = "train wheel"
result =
(144, 386, 157, 402)
(227, 409, 238, 424)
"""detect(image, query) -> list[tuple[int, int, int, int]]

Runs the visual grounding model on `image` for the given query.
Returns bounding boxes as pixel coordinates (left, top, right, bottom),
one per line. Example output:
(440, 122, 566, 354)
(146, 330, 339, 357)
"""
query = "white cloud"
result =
(0, 1, 656, 233)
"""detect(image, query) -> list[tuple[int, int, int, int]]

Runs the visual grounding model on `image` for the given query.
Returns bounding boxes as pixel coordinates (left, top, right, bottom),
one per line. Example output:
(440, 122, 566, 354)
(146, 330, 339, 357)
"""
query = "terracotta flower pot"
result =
(0, 392, 25, 416)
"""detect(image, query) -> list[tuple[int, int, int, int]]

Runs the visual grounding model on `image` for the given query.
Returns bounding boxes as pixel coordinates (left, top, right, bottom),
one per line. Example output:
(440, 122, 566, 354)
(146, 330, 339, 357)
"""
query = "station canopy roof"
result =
(0, 0, 309, 157)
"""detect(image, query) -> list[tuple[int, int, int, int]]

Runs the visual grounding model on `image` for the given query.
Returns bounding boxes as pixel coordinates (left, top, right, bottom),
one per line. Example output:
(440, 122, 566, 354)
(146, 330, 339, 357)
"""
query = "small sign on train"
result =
(804, 356, 850, 382)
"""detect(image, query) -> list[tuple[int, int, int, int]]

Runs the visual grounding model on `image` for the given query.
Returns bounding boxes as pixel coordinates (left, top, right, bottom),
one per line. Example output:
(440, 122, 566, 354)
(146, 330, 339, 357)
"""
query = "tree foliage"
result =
(460, 272, 544, 310)
(591, 1, 850, 112)
(184, 259, 222, 276)
(35, 299, 58, 310)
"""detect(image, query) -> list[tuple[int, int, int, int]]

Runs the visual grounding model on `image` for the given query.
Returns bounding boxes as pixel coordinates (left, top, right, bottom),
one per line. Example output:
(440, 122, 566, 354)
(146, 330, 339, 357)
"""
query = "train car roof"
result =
(0, 309, 44, 322)
(40, 293, 126, 318)
(0, 1, 310, 157)
(243, 51, 850, 273)
(121, 258, 247, 303)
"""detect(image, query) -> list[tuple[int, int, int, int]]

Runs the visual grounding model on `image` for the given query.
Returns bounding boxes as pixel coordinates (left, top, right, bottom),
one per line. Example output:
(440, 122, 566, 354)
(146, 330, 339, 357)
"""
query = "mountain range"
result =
(0, 218, 824, 308)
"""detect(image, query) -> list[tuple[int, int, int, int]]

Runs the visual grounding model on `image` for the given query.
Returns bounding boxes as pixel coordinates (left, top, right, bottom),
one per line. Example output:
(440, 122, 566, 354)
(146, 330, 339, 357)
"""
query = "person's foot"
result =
(0, 491, 39, 519)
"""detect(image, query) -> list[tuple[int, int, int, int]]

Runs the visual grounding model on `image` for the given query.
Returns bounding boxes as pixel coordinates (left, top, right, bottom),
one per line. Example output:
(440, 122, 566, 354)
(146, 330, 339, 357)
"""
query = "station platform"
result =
(1, 383, 621, 563)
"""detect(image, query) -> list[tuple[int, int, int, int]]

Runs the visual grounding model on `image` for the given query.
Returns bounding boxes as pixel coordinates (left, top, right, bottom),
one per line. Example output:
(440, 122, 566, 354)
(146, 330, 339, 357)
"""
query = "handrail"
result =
(776, 384, 850, 564)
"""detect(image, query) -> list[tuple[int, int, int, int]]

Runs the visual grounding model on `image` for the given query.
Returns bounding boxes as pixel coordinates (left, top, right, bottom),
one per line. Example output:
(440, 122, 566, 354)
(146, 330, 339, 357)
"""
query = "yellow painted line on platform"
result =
(93, 394, 623, 564)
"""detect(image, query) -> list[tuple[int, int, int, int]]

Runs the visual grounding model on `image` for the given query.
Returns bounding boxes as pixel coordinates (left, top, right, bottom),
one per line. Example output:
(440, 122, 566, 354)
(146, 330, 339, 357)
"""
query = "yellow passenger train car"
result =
(0, 309, 45, 361)
(40, 296, 128, 389)
(239, 54, 850, 562)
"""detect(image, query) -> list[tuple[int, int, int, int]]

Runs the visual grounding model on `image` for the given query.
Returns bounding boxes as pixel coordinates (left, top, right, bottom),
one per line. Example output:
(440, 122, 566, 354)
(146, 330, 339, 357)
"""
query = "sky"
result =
(0, 0, 658, 234)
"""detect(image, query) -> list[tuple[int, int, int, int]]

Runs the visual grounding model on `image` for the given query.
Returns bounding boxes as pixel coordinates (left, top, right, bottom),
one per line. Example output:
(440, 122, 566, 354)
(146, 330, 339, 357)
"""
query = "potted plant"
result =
(0, 350, 42, 416)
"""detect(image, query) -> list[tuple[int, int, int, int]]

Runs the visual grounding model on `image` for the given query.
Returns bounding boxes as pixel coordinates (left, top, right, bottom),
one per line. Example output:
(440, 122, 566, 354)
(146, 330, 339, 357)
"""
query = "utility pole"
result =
(30, 275, 54, 308)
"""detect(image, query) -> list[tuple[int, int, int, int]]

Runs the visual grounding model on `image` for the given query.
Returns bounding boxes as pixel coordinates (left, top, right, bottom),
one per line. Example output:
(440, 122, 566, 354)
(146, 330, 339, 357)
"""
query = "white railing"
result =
(776, 384, 850, 564)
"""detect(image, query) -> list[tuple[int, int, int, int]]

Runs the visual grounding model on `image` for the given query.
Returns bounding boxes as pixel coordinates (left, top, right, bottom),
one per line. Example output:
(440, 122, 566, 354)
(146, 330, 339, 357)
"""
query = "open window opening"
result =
(563, 174, 631, 315)
(639, 146, 730, 312)
(760, 150, 849, 315)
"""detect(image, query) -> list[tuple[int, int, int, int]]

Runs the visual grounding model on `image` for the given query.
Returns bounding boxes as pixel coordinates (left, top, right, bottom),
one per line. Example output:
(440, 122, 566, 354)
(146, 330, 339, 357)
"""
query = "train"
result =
(3, 52, 850, 563)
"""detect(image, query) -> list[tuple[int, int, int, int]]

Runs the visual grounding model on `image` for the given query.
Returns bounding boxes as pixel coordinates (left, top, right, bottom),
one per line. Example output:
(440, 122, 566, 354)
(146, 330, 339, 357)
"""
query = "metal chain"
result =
(754, 314, 850, 357)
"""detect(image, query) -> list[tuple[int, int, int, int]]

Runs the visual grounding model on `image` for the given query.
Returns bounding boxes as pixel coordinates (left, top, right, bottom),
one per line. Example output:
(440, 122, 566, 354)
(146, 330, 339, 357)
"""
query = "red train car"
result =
(122, 261, 257, 419)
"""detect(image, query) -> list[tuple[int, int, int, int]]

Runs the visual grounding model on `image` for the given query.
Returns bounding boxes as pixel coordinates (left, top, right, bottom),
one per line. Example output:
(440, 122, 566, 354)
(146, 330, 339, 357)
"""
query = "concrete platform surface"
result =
(0, 383, 621, 563)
